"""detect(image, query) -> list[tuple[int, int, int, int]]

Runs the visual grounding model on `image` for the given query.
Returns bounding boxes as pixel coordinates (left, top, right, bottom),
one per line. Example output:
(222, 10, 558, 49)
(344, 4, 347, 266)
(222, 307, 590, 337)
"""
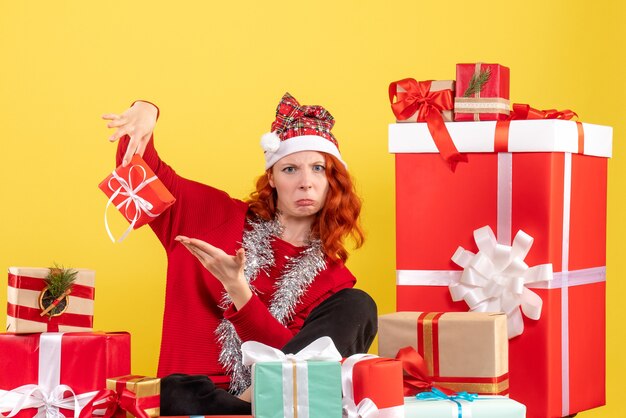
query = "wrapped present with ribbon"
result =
(390, 79, 455, 122)
(404, 388, 526, 418)
(0, 332, 131, 417)
(454, 62, 510, 121)
(378, 312, 509, 396)
(99, 154, 175, 242)
(7, 266, 95, 334)
(389, 78, 467, 171)
(241, 336, 342, 418)
(342, 354, 404, 418)
(104, 375, 160, 418)
(388, 118, 611, 417)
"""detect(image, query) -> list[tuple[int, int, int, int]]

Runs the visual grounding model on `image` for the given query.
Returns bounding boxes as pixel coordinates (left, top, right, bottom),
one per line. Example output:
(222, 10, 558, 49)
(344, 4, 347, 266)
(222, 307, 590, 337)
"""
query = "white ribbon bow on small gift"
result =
(341, 354, 379, 418)
(450, 225, 553, 338)
(241, 336, 342, 365)
(104, 164, 158, 243)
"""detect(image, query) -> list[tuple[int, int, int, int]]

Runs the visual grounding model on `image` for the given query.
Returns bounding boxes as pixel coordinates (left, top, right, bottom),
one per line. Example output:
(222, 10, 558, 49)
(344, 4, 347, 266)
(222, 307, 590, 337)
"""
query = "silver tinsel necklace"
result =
(215, 216, 327, 394)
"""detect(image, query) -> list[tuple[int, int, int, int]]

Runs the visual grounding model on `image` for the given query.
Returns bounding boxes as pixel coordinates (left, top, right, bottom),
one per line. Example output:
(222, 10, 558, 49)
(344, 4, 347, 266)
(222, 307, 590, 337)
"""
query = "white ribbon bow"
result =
(0, 384, 100, 418)
(450, 225, 553, 338)
(341, 354, 379, 418)
(241, 336, 342, 365)
(104, 164, 158, 243)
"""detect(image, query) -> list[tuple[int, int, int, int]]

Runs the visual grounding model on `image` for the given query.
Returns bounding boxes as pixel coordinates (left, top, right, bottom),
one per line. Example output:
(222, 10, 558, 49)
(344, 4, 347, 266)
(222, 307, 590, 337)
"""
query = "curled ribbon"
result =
(341, 354, 379, 418)
(104, 164, 158, 243)
(389, 79, 467, 171)
(450, 225, 553, 338)
(416, 387, 478, 418)
(0, 384, 100, 418)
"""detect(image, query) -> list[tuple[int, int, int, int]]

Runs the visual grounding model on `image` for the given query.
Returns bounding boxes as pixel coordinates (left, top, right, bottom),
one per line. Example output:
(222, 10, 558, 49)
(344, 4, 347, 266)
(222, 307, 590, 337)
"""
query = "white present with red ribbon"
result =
(6, 267, 95, 334)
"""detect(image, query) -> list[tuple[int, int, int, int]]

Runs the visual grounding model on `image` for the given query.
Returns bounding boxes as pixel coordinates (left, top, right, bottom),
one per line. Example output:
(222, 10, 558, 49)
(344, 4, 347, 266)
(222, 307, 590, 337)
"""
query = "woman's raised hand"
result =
(102, 101, 158, 167)
(175, 236, 253, 309)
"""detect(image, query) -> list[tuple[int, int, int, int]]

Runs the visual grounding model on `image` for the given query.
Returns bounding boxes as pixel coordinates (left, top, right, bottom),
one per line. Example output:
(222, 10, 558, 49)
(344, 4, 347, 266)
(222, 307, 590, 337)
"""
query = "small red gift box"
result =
(0, 332, 131, 417)
(389, 119, 612, 418)
(99, 154, 175, 242)
(342, 355, 404, 417)
(454, 63, 510, 121)
(7, 267, 95, 333)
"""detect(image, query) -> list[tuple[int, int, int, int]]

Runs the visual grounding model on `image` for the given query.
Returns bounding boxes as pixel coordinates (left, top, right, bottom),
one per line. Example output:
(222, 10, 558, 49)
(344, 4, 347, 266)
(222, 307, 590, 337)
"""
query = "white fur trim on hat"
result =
(263, 135, 346, 169)
(260, 132, 281, 153)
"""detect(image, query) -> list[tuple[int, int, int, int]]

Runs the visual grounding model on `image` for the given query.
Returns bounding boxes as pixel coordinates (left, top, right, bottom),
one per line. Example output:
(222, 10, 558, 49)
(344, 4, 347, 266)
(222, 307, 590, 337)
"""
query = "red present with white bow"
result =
(0, 332, 131, 417)
(389, 119, 611, 418)
(99, 154, 175, 242)
(7, 267, 95, 334)
(341, 354, 404, 418)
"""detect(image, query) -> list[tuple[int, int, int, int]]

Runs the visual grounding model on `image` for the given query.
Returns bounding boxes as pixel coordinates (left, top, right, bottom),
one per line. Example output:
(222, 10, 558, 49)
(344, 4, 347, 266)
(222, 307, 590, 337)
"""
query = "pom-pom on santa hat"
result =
(261, 93, 346, 169)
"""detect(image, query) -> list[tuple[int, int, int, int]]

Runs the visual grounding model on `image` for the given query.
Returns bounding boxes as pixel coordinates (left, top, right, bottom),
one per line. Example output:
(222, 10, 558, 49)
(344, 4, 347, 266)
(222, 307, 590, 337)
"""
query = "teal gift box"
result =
(242, 337, 343, 418)
(405, 391, 526, 418)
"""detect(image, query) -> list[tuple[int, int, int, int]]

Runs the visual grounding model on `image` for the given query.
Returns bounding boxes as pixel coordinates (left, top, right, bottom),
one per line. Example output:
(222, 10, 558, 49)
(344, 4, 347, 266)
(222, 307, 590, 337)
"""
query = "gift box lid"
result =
(388, 120, 612, 157)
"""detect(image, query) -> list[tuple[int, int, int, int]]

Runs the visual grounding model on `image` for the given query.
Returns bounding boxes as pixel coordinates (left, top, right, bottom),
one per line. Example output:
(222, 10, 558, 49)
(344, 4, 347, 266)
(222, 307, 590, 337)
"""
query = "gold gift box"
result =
(378, 311, 508, 394)
(106, 375, 160, 417)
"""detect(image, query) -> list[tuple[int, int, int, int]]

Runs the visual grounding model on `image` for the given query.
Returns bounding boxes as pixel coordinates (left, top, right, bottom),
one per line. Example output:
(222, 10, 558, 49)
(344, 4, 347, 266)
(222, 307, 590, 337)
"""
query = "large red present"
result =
(0, 332, 131, 417)
(454, 63, 510, 121)
(7, 267, 95, 333)
(342, 354, 404, 418)
(388, 119, 612, 418)
(99, 154, 175, 242)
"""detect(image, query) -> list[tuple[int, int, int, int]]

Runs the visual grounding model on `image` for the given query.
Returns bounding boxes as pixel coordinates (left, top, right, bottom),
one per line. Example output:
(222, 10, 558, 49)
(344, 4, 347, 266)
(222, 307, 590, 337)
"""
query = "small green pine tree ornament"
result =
(39, 264, 78, 317)
(463, 68, 492, 97)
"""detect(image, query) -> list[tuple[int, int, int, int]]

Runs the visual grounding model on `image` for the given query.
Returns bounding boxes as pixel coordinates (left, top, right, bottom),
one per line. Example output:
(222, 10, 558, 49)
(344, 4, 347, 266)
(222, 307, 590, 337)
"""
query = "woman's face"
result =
(269, 151, 329, 220)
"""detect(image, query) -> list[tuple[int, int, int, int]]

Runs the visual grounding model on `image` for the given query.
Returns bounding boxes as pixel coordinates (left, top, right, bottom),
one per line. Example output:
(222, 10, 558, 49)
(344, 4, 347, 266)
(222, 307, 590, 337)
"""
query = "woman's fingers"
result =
(121, 137, 138, 166)
(101, 113, 121, 120)
(106, 118, 127, 129)
(108, 127, 128, 142)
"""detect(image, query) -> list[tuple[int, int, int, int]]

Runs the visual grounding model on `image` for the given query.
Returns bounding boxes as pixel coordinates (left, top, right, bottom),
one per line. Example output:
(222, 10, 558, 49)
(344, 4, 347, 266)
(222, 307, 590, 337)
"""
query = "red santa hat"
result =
(261, 93, 346, 169)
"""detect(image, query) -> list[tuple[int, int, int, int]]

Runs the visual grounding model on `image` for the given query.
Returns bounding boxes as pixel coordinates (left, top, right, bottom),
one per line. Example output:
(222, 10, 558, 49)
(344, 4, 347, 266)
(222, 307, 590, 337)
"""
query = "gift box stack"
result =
(0, 266, 160, 417)
(385, 62, 611, 418)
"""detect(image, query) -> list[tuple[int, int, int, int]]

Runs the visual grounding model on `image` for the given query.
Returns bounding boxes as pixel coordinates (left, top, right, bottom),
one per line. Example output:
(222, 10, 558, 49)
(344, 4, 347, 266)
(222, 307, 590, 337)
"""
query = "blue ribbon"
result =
(416, 388, 479, 418)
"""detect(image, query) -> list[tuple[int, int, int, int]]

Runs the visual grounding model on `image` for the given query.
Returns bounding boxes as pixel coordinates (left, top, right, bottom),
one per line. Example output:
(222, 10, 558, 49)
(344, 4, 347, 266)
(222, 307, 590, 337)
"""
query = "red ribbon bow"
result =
(495, 103, 584, 153)
(509, 103, 578, 120)
(78, 388, 157, 418)
(394, 346, 454, 397)
(389, 79, 467, 171)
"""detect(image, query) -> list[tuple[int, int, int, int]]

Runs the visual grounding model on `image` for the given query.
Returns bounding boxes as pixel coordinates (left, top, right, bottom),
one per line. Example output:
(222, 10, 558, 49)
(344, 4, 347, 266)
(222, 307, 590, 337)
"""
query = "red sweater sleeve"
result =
(115, 135, 247, 251)
(223, 261, 356, 348)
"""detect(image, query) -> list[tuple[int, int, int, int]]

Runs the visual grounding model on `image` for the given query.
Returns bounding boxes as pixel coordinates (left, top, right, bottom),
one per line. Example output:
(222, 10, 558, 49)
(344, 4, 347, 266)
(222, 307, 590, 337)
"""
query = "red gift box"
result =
(389, 119, 612, 418)
(342, 355, 404, 417)
(454, 63, 510, 121)
(99, 154, 175, 242)
(7, 267, 95, 333)
(0, 332, 131, 417)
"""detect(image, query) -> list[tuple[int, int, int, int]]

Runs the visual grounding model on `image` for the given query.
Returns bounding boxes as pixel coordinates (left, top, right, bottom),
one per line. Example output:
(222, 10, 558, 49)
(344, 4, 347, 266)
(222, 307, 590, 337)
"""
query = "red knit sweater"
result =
(115, 134, 356, 386)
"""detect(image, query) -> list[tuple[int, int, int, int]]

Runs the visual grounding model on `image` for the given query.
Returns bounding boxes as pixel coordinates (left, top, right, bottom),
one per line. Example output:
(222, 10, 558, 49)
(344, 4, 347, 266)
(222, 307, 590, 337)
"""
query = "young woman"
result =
(102, 93, 377, 415)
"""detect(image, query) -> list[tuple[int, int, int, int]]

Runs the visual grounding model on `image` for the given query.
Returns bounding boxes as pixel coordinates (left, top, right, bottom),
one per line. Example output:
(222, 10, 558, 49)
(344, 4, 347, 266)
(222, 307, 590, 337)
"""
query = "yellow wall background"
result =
(1, 1, 623, 416)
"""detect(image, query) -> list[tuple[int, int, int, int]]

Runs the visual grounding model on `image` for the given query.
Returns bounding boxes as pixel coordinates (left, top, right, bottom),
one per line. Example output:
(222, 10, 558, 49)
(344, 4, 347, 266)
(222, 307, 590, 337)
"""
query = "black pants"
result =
(161, 288, 378, 415)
